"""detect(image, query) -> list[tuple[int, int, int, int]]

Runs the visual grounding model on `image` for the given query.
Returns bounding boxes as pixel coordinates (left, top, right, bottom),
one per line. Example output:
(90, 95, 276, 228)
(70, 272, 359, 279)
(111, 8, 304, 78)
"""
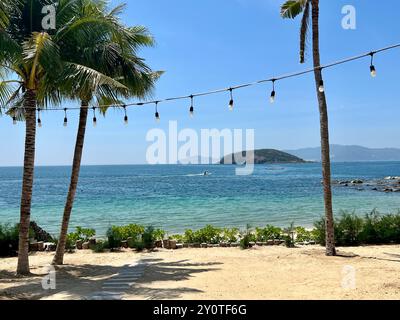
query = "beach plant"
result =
(52, 0, 161, 266)
(295, 227, 315, 243)
(281, 0, 336, 256)
(92, 240, 109, 253)
(67, 227, 96, 243)
(256, 225, 283, 241)
(170, 234, 184, 243)
(221, 227, 240, 243)
(239, 224, 254, 250)
(0, 224, 19, 257)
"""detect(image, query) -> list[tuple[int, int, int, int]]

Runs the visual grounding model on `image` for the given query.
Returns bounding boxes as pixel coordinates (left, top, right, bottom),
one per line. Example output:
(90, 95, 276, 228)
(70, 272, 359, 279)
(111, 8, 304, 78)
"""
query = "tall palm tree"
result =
(52, 1, 160, 265)
(281, 0, 336, 256)
(0, 0, 139, 275)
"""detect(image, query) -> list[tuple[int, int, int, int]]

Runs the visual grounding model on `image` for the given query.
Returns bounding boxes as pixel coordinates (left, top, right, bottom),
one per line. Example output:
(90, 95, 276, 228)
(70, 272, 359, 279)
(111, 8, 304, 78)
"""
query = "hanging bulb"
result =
(369, 52, 377, 78)
(228, 89, 234, 111)
(92, 107, 97, 127)
(270, 80, 276, 104)
(270, 90, 276, 104)
(12, 116, 17, 125)
(189, 106, 194, 118)
(37, 109, 42, 127)
(370, 65, 377, 77)
(123, 106, 128, 125)
(318, 80, 325, 93)
(155, 102, 160, 123)
(63, 108, 68, 127)
(189, 96, 194, 118)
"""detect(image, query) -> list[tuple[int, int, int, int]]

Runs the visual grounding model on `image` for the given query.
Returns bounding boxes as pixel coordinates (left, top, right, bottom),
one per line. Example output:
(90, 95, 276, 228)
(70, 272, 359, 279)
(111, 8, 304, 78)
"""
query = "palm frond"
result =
(281, 0, 309, 19)
(299, 0, 310, 63)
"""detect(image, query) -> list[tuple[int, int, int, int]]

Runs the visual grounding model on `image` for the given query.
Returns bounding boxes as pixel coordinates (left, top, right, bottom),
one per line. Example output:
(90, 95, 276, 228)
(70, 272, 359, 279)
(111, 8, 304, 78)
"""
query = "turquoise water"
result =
(1, 162, 400, 236)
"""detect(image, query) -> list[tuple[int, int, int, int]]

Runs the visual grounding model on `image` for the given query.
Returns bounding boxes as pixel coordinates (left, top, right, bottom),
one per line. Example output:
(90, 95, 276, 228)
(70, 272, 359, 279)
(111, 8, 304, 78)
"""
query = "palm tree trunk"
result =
(17, 89, 37, 275)
(53, 102, 89, 265)
(311, 0, 336, 256)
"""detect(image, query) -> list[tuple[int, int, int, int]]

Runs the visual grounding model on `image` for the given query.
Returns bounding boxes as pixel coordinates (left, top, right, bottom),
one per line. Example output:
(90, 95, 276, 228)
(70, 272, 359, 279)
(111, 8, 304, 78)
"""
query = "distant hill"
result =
(285, 145, 400, 162)
(220, 149, 306, 165)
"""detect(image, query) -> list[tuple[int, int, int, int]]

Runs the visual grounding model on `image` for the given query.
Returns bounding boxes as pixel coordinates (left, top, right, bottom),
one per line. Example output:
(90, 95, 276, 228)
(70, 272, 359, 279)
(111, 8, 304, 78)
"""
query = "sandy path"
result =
(1, 245, 400, 300)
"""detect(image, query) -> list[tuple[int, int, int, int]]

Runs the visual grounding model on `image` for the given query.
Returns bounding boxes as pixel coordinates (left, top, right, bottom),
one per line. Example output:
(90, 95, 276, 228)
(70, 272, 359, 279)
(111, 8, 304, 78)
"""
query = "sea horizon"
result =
(1, 162, 400, 237)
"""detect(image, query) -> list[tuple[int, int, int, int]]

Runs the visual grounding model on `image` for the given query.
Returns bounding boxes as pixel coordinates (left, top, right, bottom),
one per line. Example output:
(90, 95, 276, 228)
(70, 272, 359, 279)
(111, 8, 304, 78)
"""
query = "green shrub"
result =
(256, 225, 283, 241)
(143, 226, 162, 249)
(295, 227, 315, 242)
(221, 228, 239, 243)
(0, 224, 19, 257)
(92, 241, 109, 253)
(193, 225, 222, 244)
(66, 226, 96, 249)
(335, 211, 364, 246)
(240, 225, 253, 250)
(170, 234, 184, 243)
(284, 235, 295, 248)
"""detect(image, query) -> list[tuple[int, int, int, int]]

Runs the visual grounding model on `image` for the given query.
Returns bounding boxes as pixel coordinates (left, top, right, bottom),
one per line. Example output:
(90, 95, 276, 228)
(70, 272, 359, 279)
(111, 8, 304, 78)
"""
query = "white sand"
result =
(1, 245, 400, 300)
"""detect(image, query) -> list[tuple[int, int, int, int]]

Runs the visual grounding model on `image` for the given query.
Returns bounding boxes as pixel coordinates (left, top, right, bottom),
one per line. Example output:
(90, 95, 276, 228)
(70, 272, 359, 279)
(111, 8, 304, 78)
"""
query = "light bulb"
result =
(93, 117, 97, 127)
(370, 65, 377, 77)
(63, 118, 68, 127)
(189, 106, 194, 118)
(38, 119, 42, 128)
(318, 80, 325, 93)
(270, 90, 276, 104)
(13, 116, 17, 125)
(155, 112, 160, 123)
(124, 115, 128, 125)
(229, 99, 234, 111)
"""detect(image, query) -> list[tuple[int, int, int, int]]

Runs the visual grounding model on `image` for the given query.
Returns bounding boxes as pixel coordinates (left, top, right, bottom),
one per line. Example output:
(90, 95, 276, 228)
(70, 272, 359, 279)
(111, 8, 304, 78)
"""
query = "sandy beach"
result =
(1, 245, 400, 300)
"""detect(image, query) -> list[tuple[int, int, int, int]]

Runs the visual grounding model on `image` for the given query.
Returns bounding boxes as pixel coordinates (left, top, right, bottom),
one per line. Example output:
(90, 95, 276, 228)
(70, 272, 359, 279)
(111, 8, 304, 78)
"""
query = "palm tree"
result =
(52, 1, 159, 265)
(0, 0, 140, 275)
(281, 0, 336, 256)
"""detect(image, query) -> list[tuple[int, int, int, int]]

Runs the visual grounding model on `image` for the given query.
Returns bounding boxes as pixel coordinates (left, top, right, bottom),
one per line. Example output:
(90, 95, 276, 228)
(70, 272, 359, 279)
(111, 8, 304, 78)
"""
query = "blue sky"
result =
(1, 0, 399, 166)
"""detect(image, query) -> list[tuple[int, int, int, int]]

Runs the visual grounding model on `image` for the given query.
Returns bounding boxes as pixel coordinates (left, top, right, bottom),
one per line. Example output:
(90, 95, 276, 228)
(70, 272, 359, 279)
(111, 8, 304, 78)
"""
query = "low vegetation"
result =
(1, 209, 400, 257)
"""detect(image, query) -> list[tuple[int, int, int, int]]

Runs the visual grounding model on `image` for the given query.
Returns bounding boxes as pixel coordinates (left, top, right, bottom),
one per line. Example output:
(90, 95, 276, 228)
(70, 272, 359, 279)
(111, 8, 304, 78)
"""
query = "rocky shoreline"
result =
(332, 176, 400, 193)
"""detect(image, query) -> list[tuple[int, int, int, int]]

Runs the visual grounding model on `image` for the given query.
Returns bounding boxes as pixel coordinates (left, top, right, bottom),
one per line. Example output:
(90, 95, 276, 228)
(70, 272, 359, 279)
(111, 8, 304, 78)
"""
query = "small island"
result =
(220, 149, 307, 165)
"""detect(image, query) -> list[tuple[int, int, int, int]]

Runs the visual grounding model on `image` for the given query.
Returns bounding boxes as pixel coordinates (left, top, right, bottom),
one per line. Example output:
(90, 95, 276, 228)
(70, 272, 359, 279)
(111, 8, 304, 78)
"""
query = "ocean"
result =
(1, 162, 400, 236)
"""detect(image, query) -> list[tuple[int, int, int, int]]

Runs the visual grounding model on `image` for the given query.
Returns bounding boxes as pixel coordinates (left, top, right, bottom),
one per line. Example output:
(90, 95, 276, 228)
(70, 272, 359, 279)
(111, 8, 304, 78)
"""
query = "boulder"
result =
(29, 242, 39, 252)
(82, 242, 90, 250)
(44, 242, 56, 251)
(163, 239, 170, 249)
(37, 241, 44, 252)
(200, 243, 208, 248)
(121, 240, 128, 249)
(176, 243, 184, 249)
(89, 238, 96, 246)
(351, 180, 363, 184)
(230, 242, 240, 247)
(219, 242, 227, 248)
(76, 240, 83, 250)
(169, 240, 177, 250)
(155, 240, 163, 248)
(267, 240, 274, 246)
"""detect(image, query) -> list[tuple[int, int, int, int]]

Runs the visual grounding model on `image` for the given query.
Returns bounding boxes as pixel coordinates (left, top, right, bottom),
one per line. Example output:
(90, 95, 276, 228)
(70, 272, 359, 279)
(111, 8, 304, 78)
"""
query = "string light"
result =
(63, 108, 68, 127)
(12, 115, 16, 125)
(370, 52, 377, 77)
(189, 95, 194, 118)
(318, 80, 325, 93)
(92, 107, 97, 127)
(37, 108, 42, 128)
(228, 88, 234, 111)
(123, 105, 128, 125)
(270, 79, 276, 104)
(155, 101, 160, 123)
(3, 43, 399, 124)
